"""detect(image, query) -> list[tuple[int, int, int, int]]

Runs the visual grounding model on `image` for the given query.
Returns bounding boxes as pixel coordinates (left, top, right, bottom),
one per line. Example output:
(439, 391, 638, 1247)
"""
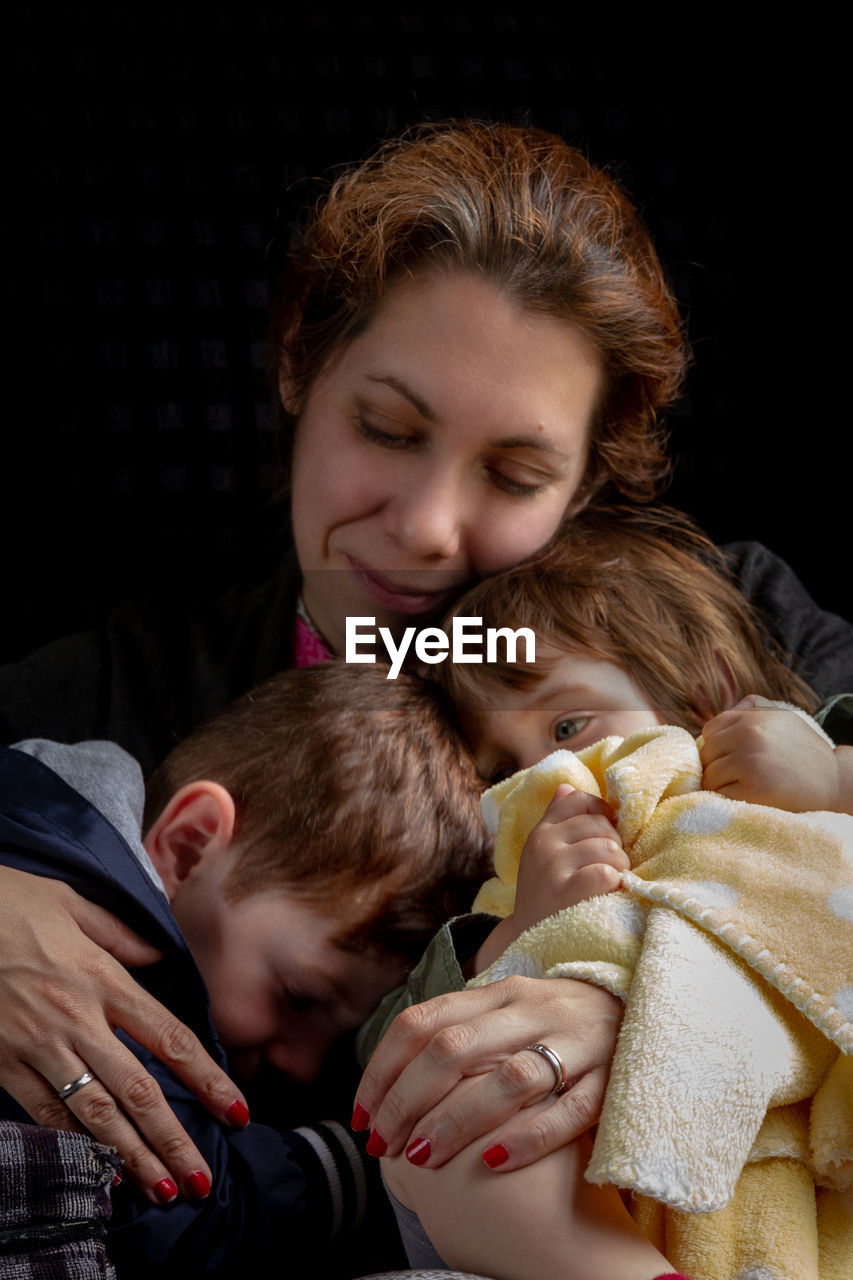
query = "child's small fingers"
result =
(564, 863, 623, 902)
(543, 787, 615, 825)
(701, 756, 738, 794)
(557, 837, 628, 872)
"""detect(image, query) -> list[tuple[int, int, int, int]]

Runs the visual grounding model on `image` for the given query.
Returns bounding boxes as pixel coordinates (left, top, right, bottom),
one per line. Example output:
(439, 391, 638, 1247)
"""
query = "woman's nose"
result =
(387, 477, 464, 560)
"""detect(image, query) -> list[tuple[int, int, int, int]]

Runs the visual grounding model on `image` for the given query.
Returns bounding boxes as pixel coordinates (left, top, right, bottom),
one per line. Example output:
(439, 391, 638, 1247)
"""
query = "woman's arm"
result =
(0, 866, 249, 1198)
(354, 975, 622, 1173)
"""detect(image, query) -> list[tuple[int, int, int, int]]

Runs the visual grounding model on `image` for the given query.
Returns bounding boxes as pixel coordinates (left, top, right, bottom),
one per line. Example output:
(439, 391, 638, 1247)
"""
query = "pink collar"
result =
(294, 613, 332, 668)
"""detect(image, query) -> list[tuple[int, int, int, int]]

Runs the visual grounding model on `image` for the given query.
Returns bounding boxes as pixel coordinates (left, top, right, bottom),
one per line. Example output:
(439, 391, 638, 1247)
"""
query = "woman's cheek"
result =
(473, 498, 569, 575)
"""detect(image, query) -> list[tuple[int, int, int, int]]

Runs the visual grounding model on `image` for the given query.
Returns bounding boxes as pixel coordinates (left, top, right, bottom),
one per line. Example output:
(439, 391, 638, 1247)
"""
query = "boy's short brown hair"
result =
(439, 505, 818, 734)
(144, 663, 492, 963)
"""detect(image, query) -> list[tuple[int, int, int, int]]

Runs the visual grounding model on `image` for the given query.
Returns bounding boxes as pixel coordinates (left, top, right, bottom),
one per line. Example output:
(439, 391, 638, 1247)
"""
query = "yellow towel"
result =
(468, 723, 853, 1280)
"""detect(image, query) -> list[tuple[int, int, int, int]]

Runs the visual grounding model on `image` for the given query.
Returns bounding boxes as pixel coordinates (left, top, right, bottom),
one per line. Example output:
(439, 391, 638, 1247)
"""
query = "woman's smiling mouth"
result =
(346, 556, 467, 616)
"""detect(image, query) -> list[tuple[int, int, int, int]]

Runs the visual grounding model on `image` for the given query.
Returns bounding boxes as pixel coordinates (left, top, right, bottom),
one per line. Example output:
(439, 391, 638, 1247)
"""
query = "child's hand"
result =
(700, 694, 847, 812)
(474, 785, 628, 974)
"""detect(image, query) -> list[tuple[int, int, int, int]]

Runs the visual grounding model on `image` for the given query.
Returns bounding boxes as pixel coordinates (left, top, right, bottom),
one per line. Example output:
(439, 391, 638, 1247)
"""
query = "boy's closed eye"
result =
(282, 988, 321, 1016)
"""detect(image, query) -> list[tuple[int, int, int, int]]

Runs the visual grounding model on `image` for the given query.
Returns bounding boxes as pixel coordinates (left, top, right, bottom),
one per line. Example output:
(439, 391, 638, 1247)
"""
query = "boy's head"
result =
(438, 506, 818, 780)
(142, 662, 492, 1081)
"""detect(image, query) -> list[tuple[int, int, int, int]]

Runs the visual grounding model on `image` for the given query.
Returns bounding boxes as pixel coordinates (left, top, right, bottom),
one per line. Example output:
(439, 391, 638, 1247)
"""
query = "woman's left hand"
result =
(353, 975, 622, 1172)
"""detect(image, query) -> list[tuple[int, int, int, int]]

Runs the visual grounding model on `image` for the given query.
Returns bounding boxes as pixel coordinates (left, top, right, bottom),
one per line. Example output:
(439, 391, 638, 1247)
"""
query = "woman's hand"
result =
(353, 975, 622, 1173)
(0, 866, 250, 1202)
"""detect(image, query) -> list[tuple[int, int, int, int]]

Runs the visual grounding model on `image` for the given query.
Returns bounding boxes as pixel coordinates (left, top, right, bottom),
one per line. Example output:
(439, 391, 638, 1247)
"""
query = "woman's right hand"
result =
(0, 866, 250, 1202)
(353, 974, 622, 1173)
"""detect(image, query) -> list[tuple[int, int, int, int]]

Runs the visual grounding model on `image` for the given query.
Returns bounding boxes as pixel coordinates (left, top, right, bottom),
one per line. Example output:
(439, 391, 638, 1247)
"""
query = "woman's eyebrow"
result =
(365, 373, 436, 421)
(365, 373, 572, 456)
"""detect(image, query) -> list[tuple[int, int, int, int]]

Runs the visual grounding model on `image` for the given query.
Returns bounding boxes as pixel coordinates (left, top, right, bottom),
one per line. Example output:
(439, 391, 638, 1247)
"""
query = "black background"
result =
(5, 9, 849, 662)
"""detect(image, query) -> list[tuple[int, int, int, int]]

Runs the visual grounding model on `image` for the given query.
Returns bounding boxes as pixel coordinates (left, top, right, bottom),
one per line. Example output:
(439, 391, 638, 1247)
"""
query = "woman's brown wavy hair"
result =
(271, 119, 688, 507)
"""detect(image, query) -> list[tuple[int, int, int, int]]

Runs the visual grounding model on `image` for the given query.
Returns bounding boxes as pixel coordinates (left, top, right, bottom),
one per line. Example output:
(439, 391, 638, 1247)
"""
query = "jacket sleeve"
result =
(99, 1041, 374, 1279)
(356, 914, 497, 1068)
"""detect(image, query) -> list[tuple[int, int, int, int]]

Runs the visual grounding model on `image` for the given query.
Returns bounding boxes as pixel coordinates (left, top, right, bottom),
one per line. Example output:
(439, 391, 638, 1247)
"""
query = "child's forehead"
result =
(464, 646, 628, 715)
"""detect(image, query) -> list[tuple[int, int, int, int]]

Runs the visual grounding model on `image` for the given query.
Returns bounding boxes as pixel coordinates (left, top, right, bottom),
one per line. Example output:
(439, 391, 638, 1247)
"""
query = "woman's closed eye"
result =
(355, 414, 417, 450)
(487, 467, 549, 498)
(553, 715, 589, 744)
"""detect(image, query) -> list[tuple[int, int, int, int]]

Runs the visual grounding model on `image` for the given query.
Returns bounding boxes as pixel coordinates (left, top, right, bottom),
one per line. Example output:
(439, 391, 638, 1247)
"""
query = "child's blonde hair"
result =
(438, 506, 817, 734)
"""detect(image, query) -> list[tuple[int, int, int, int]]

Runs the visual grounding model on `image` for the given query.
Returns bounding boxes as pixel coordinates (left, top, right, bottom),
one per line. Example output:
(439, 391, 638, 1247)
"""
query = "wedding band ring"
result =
(524, 1043, 568, 1096)
(57, 1072, 96, 1101)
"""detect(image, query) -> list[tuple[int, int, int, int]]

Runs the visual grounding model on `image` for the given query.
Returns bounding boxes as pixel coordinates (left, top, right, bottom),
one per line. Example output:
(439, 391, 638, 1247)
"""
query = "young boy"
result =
(369, 507, 852, 1280)
(0, 661, 493, 1278)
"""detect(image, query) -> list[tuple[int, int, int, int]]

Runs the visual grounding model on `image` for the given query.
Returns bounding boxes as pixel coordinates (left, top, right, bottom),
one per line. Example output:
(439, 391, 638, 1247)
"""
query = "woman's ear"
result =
(142, 782, 237, 899)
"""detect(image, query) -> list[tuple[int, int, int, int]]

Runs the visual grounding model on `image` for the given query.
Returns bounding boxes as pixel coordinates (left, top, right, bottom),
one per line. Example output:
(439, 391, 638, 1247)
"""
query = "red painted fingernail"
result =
(185, 1170, 211, 1199)
(111, 1172, 123, 1188)
(482, 1143, 509, 1169)
(226, 1099, 250, 1128)
(405, 1137, 431, 1166)
(351, 1103, 370, 1132)
(365, 1130, 387, 1158)
(153, 1177, 179, 1204)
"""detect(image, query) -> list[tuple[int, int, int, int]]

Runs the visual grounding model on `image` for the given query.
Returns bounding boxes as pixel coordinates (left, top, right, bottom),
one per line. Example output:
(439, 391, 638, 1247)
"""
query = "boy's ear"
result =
(143, 782, 237, 898)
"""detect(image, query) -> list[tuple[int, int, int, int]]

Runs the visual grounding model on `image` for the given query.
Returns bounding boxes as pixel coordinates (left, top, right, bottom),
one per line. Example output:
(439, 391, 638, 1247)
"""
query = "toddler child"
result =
(375, 506, 852, 1280)
(0, 661, 493, 1278)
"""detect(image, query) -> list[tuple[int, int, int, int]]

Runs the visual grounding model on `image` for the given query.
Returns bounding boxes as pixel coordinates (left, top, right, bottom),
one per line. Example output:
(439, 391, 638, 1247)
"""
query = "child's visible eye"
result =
(554, 716, 589, 743)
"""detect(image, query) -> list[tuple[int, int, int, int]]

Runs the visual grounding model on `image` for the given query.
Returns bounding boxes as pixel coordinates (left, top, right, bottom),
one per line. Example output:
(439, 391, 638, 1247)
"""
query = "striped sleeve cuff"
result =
(293, 1120, 370, 1242)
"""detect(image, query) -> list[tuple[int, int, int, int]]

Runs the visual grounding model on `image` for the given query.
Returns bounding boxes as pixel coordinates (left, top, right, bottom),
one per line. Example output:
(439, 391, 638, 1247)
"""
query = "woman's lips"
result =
(346, 556, 465, 616)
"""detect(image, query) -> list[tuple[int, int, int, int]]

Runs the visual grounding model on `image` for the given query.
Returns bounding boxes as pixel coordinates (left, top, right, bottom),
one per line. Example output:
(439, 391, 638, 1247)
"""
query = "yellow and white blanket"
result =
(469, 721, 852, 1280)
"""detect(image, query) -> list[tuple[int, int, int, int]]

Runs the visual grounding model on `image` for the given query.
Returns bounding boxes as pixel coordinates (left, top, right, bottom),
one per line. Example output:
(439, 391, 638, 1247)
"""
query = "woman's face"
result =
(290, 271, 603, 653)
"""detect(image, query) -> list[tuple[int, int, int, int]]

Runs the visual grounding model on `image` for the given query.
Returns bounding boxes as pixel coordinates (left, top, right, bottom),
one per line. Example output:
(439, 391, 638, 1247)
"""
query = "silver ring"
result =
(57, 1071, 96, 1101)
(524, 1043, 568, 1096)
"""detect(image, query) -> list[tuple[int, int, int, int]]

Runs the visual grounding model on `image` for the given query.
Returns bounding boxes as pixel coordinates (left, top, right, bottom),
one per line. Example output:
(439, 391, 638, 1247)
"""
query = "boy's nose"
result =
(265, 1035, 332, 1084)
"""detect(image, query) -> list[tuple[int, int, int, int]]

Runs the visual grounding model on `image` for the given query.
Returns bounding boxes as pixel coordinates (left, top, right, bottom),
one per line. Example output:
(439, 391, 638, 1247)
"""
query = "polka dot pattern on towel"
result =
(827, 885, 853, 922)
(681, 880, 740, 909)
(672, 797, 734, 836)
(831, 984, 853, 1020)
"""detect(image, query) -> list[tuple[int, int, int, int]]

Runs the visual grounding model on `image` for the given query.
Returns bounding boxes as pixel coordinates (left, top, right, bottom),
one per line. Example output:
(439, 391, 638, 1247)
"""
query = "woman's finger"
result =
(396, 1045, 572, 1168)
(477, 1066, 611, 1172)
(356, 977, 622, 1159)
(0, 869, 249, 1194)
(65, 888, 168, 968)
(100, 963, 249, 1128)
(37, 1051, 196, 1203)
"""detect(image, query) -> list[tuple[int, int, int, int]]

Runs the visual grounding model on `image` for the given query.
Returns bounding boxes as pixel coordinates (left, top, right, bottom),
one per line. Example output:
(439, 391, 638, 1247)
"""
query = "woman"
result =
(1, 120, 849, 1213)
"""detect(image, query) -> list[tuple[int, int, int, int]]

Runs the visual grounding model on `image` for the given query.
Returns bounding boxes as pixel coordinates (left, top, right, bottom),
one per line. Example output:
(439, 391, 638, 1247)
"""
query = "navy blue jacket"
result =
(0, 745, 373, 1279)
